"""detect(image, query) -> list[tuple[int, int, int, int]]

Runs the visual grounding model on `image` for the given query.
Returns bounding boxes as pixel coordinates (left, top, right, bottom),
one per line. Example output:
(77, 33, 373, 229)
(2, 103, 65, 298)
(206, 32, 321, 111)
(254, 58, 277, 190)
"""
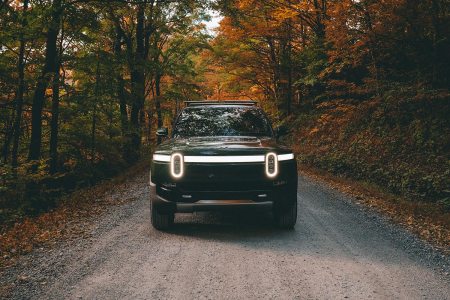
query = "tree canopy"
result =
(1, 0, 449, 217)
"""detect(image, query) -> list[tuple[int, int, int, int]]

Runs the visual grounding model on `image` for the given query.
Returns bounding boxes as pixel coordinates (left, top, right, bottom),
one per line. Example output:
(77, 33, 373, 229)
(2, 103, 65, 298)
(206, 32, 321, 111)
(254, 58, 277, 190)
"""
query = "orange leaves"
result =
(0, 210, 68, 262)
(236, 0, 257, 10)
(309, 127, 319, 135)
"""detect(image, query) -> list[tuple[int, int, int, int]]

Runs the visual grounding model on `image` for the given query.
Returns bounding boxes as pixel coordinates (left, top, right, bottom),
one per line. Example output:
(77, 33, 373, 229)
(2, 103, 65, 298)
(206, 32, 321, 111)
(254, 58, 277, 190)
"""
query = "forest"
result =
(1, 0, 449, 223)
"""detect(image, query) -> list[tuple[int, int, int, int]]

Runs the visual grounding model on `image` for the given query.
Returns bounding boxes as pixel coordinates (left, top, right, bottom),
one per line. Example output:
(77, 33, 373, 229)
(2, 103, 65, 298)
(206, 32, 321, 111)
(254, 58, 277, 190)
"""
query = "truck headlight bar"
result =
(153, 153, 294, 163)
(152, 152, 294, 180)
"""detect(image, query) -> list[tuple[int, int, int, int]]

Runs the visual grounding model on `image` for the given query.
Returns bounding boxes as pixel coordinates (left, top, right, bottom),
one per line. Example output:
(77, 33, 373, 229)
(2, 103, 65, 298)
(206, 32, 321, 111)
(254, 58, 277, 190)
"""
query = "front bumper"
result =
(175, 200, 272, 213)
(150, 182, 295, 213)
(150, 184, 274, 212)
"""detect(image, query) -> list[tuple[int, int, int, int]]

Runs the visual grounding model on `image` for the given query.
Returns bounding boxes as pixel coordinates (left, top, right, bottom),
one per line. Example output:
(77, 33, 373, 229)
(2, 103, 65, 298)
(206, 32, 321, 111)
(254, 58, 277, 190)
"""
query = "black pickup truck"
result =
(150, 101, 298, 230)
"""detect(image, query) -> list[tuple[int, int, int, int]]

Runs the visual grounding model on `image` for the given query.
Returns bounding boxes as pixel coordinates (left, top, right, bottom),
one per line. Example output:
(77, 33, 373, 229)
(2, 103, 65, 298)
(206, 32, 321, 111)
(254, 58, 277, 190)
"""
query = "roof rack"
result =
(184, 100, 258, 107)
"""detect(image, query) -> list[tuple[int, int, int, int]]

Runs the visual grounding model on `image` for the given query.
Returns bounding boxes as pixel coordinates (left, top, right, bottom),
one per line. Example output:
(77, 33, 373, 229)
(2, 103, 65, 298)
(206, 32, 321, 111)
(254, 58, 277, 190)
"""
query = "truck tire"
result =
(273, 199, 297, 229)
(151, 200, 174, 230)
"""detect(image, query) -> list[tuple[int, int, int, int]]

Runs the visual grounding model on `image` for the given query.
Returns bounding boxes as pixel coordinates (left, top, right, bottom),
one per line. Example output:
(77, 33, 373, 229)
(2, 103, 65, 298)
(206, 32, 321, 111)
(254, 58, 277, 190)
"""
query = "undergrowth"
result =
(289, 87, 450, 210)
(0, 148, 151, 226)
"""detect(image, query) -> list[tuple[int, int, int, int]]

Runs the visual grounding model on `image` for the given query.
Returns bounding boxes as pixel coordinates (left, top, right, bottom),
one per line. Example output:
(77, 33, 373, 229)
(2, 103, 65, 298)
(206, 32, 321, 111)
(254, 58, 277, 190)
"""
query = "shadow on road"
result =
(165, 209, 299, 242)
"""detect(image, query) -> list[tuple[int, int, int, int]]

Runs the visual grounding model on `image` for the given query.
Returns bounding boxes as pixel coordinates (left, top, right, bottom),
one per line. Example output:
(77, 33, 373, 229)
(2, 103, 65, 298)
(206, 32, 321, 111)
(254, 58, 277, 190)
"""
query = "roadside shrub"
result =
(0, 154, 129, 225)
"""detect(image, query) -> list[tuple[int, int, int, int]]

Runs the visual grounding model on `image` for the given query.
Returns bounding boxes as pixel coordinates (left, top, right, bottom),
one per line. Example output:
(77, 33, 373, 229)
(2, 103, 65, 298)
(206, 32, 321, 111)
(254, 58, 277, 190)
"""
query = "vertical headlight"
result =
(170, 153, 184, 178)
(265, 152, 278, 178)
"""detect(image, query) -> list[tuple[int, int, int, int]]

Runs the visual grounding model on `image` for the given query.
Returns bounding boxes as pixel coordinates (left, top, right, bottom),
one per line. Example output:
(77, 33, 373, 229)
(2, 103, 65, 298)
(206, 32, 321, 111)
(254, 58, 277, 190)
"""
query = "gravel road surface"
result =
(1, 171, 449, 299)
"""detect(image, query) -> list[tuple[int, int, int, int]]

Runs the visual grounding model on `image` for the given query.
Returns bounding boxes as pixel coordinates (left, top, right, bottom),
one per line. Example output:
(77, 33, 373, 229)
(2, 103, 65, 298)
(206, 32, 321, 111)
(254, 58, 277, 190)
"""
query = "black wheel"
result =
(273, 199, 297, 229)
(151, 200, 174, 230)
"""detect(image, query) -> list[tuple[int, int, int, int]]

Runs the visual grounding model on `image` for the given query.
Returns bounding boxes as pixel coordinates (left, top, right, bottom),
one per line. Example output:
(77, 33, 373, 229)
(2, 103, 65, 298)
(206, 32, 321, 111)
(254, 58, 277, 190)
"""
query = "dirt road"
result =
(1, 171, 449, 299)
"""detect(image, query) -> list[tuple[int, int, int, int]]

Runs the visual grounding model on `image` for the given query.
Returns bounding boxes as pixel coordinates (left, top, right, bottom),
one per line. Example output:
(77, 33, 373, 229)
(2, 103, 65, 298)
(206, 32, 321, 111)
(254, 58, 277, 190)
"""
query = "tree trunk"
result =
(91, 49, 101, 163)
(430, 0, 444, 86)
(1, 109, 14, 164)
(155, 73, 163, 145)
(28, 0, 62, 166)
(49, 13, 64, 174)
(127, 3, 146, 163)
(114, 26, 128, 137)
(49, 60, 60, 174)
(361, 4, 381, 96)
(11, 0, 29, 169)
(281, 13, 293, 116)
(146, 109, 152, 144)
(113, 24, 130, 161)
(313, 0, 326, 40)
(266, 38, 282, 105)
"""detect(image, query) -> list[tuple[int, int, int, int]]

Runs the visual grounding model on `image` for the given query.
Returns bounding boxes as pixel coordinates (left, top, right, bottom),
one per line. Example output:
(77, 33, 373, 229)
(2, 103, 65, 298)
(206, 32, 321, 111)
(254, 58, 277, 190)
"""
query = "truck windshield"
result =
(173, 106, 273, 138)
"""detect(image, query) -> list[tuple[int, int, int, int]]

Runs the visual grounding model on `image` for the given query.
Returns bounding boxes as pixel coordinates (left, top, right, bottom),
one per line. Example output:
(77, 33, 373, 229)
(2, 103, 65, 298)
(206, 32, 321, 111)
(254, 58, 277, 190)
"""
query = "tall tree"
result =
(28, 0, 63, 165)
(11, 0, 29, 169)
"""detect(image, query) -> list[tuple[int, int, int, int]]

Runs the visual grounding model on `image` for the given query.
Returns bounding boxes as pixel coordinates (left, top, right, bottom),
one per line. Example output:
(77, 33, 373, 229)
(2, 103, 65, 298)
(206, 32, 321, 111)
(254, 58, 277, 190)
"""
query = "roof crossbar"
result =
(184, 100, 258, 107)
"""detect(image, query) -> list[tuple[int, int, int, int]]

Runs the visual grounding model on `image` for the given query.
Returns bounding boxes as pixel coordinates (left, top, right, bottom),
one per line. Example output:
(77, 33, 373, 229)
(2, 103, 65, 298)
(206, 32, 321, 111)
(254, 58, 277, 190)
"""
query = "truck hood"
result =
(155, 136, 291, 156)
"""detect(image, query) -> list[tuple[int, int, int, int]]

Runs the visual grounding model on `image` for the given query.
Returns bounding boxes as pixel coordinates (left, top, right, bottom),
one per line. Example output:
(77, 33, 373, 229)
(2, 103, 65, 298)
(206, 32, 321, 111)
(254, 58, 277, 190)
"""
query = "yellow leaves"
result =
(271, 6, 299, 23)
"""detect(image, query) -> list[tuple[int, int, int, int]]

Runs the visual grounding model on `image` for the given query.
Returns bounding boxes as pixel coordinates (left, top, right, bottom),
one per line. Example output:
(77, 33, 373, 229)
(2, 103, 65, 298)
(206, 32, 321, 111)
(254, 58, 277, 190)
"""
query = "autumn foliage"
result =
(1, 0, 209, 222)
(204, 0, 449, 207)
(1, 0, 449, 229)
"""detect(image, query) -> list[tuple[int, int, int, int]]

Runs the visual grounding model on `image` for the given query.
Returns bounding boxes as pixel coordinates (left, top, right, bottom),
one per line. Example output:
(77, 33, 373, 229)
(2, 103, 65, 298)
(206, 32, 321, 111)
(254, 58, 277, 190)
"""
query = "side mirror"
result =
(156, 127, 168, 137)
(276, 125, 289, 139)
